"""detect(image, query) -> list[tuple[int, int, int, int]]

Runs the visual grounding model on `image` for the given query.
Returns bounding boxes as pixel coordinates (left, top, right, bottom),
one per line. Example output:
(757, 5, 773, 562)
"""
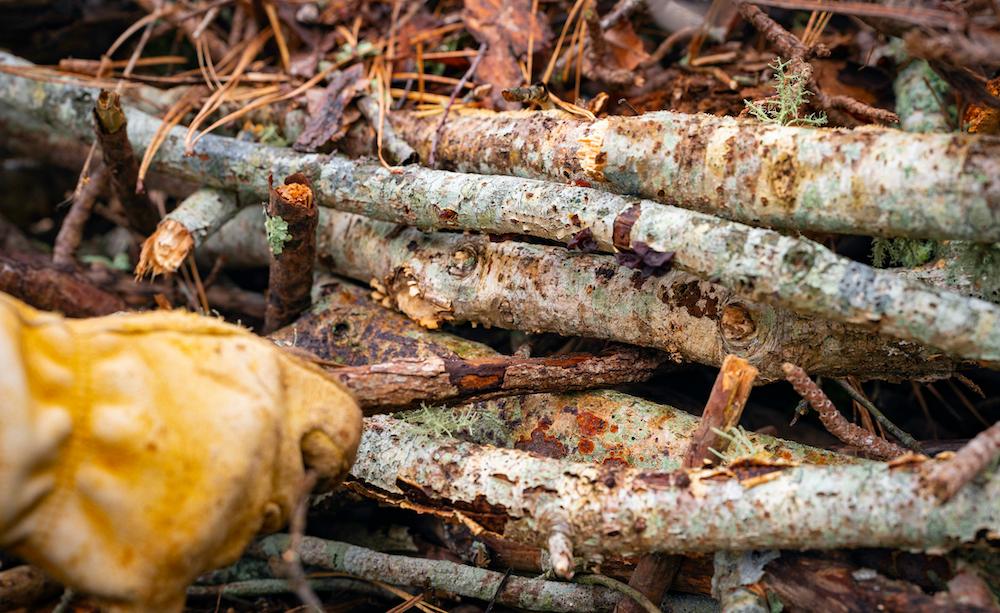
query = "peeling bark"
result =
(1, 55, 996, 364)
(216, 209, 956, 381)
(325, 348, 664, 412)
(387, 108, 1000, 242)
(350, 415, 998, 557)
(136, 188, 238, 277)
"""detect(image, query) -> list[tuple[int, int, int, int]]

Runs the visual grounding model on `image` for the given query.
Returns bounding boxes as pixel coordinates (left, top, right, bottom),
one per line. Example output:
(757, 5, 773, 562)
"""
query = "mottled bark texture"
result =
(93, 90, 159, 234)
(327, 348, 665, 412)
(264, 174, 317, 334)
(0, 252, 125, 317)
(350, 415, 998, 557)
(214, 208, 956, 382)
(387, 108, 1000, 242)
(1, 55, 996, 364)
(136, 188, 238, 277)
(271, 279, 853, 469)
(253, 535, 626, 612)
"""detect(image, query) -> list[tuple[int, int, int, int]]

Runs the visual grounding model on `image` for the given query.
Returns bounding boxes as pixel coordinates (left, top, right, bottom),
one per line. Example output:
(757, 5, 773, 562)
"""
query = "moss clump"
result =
(400, 404, 510, 446)
(871, 237, 937, 268)
(744, 58, 827, 127)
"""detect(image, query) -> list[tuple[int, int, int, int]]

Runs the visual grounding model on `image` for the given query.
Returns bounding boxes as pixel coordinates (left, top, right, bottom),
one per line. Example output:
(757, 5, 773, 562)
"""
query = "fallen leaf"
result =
(294, 63, 368, 152)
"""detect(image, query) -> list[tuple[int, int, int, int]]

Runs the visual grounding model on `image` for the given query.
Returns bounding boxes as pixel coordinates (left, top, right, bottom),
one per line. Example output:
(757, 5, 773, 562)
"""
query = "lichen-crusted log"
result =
(350, 415, 998, 557)
(136, 188, 238, 277)
(264, 174, 317, 334)
(1, 55, 996, 364)
(252, 535, 625, 612)
(0, 252, 125, 317)
(328, 348, 665, 412)
(387, 108, 1000, 242)
(93, 90, 160, 234)
(272, 279, 855, 470)
(213, 208, 956, 381)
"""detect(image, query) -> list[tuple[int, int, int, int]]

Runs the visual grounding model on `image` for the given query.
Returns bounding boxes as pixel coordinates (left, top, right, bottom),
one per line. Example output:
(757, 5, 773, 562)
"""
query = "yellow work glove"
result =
(0, 293, 362, 611)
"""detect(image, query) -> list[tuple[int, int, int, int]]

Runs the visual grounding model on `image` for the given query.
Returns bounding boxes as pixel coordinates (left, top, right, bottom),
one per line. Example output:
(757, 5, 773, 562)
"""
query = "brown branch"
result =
(264, 173, 317, 334)
(324, 347, 665, 412)
(923, 420, 1000, 502)
(0, 566, 60, 611)
(53, 162, 108, 267)
(0, 252, 125, 317)
(94, 90, 159, 234)
(782, 363, 907, 460)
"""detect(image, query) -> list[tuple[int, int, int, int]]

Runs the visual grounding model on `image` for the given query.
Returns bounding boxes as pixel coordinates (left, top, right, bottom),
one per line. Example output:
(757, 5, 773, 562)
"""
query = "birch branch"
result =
(251, 535, 626, 612)
(1, 54, 997, 364)
(386, 108, 1000, 242)
(272, 278, 856, 469)
(219, 208, 956, 381)
(136, 188, 238, 277)
(349, 414, 999, 557)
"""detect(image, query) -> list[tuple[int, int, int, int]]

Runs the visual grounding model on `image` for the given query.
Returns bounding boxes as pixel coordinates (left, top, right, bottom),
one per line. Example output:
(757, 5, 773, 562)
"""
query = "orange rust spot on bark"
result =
(603, 456, 630, 467)
(458, 373, 503, 389)
(578, 438, 596, 454)
(576, 411, 609, 436)
(275, 182, 313, 208)
(515, 424, 568, 459)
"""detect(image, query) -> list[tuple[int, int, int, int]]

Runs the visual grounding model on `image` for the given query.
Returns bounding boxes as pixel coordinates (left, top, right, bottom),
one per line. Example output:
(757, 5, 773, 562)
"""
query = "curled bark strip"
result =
(385, 108, 996, 243)
(1, 59, 995, 365)
(782, 363, 907, 460)
(212, 209, 954, 381)
(923, 420, 1000, 503)
(0, 252, 125, 317)
(53, 162, 108, 267)
(136, 189, 238, 277)
(264, 174, 317, 334)
(93, 90, 159, 234)
(328, 347, 664, 412)
(253, 535, 624, 612)
(684, 355, 759, 468)
(350, 414, 998, 557)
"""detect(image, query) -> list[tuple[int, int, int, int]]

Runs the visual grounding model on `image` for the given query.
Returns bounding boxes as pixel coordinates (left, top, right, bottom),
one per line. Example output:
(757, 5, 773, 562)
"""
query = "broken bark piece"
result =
(53, 162, 108, 267)
(264, 173, 317, 334)
(356, 96, 417, 165)
(684, 355, 759, 467)
(0, 252, 125, 317)
(2, 59, 996, 365)
(385, 108, 998, 242)
(922, 420, 1000, 503)
(327, 347, 665, 412)
(136, 189, 238, 277)
(349, 414, 998, 557)
(207, 208, 957, 381)
(783, 363, 907, 460)
(93, 90, 159, 234)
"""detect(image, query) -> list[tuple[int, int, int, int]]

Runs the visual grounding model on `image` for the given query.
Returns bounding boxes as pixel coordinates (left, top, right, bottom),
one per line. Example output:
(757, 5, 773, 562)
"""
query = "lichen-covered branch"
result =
(349, 414, 998, 557)
(326, 348, 664, 412)
(386, 109, 999, 242)
(1, 55, 997, 364)
(136, 188, 238, 277)
(253, 535, 624, 612)
(214, 209, 955, 381)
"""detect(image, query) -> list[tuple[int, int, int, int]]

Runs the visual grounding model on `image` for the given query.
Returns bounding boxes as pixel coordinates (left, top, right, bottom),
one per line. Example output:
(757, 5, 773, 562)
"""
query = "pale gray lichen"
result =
(263, 208, 291, 255)
(744, 58, 827, 127)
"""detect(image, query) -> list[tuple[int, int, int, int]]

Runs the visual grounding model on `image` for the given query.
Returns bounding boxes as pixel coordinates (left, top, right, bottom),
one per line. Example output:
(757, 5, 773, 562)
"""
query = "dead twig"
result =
(53, 162, 108, 267)
(428, 42, 487, 167)
(263, 173, 317, 334)
(923, 421, 1000, 503)
(782, 363, 906, 460)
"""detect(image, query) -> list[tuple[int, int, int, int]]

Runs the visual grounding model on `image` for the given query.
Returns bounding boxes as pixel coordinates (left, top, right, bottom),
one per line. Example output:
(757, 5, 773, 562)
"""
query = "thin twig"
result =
(783, 363, 907, 460)
(575, 575, 660, 613)
(923, 420, 1000, 502)
(834, 379, 923, 453)
(428, 42, 486, 167)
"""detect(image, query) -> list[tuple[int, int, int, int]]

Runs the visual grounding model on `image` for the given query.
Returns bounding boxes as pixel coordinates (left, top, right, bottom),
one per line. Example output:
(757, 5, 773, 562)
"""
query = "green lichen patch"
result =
(744, 58, 828, 128)
(871, 237, 937, 268)
(400, 404, 511, 447)
(264, 208, 291, 255)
